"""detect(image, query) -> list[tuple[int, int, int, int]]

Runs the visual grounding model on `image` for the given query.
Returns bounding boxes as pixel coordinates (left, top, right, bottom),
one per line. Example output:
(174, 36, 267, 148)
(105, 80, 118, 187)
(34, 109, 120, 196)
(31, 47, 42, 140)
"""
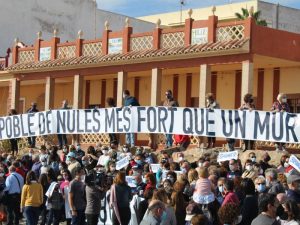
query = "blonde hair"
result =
(187, 169, 198, 183)
(197, 167, 209, 179)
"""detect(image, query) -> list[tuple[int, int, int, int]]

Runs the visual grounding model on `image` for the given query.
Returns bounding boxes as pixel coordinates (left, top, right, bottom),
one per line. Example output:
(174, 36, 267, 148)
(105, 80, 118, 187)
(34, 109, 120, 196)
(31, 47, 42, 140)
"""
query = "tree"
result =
(235, 8, 268, 26)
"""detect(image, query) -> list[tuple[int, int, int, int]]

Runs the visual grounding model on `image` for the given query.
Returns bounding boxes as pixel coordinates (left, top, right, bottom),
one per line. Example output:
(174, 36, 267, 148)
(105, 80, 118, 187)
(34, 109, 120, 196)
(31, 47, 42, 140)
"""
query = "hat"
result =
(67, 152, 76, 158)
(185, 203, 202, 221)
(287, 175, 300, 184)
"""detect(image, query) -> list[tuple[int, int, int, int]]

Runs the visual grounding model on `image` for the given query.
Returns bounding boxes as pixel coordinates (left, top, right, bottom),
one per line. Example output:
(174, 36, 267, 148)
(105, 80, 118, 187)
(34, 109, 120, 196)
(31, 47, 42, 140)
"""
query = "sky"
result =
(96, 0, 300, 17)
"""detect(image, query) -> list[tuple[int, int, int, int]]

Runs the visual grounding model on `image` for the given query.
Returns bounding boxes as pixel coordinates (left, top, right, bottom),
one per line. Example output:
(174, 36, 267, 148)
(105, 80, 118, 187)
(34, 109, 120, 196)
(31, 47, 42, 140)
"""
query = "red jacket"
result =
(174, 135, 190, 144)
(222, 191, 240, 206)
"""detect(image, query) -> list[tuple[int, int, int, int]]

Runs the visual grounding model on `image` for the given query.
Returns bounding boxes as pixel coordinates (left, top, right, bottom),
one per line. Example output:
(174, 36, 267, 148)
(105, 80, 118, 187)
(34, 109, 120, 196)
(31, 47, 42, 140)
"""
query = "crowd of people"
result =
(0, 142, 298, 225)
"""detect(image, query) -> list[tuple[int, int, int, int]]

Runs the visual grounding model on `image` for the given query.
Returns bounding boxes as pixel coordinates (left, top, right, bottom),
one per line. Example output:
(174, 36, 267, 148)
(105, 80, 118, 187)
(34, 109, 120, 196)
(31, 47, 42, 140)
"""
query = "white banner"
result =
(116, 156, 130, 170)
(217, 150, 239, 162)
(1, 107, 300, 143)
(150, 164, 160, 173)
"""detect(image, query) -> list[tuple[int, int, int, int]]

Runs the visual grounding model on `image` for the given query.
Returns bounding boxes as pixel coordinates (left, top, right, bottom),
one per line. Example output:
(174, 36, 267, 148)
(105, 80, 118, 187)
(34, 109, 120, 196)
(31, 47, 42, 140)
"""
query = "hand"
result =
(71, 210, 77, 216)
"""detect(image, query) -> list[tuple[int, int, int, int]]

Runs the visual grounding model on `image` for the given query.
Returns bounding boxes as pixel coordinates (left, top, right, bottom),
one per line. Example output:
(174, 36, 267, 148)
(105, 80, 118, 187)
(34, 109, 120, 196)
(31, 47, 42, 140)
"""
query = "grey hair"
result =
(148, 200, 165, 213)
(265, 168, 278, 180)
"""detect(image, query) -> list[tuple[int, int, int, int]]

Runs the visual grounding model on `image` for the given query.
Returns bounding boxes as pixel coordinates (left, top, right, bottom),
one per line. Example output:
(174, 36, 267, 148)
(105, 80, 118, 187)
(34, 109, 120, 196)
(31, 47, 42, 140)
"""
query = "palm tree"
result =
(235, 7, 268, 26)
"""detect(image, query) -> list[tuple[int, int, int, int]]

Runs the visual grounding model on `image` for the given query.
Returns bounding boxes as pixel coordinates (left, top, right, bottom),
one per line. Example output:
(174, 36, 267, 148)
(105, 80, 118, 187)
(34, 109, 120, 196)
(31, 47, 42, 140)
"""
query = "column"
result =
(117, 71, 127, 107)
(151, 68, 162, 106)
(10, 78, 20, 110)
(199, 64, 211, 107)
(44, 77, 55, 110)
(150, 68, 162, 149)
(72, 75, 83, 144)
(241, 60, 254, 104)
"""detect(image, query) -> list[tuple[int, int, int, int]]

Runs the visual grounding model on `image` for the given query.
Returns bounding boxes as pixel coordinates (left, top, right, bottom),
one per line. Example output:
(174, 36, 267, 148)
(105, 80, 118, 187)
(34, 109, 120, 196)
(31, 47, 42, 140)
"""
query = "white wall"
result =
(0, 0, 155, 55)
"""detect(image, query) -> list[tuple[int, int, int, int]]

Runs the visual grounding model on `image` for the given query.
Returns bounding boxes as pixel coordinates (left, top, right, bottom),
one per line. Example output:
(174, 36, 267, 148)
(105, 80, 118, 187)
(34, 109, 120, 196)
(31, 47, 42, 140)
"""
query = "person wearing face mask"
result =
(265, 168, 285, 195)
(69, 167, 86, 225)
(163, 90, 179, 148)
(227, 159, 241, 180)
(248, 152, 257, 163)
(27, 102, 39, 148)
(255, 176, 268, 194)
(251, 193, 280, 225)
(107, 161, 118, 187)
(242, 160, 258, 180)
(140, 200, 166, 225)
(40, 159, 50, 175)
(221, 179, 240, 206)
(271, 93, 290, 152)
(75, 144, 85, 162)
(181, 162, 190, 175)
(123, 90, 140, 147)
(67, 152, 81, 179)
(286, 175, 300, 205)
(134, 174, 146, 197)
(278, 154, 290, 173)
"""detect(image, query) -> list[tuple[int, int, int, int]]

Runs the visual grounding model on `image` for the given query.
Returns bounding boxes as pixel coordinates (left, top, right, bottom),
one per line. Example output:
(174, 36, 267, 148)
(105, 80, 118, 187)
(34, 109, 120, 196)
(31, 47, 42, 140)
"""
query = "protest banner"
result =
(289, 155, 300, 172)
(116, 156, 130, 170)
(0, 107, 300, 143)
(97, 155, 110, 166)
(217, 150, 239, 162)
(150, 164, 160, 173)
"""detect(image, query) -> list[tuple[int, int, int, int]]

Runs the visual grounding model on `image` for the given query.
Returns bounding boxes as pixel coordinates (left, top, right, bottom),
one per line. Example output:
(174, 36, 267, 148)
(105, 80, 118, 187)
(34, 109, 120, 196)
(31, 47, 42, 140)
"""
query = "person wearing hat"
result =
(163, 90, 179, 148)
(287, 175, 300, 205)
(27, 102, 39, 148)
(67, 152, 81, 179)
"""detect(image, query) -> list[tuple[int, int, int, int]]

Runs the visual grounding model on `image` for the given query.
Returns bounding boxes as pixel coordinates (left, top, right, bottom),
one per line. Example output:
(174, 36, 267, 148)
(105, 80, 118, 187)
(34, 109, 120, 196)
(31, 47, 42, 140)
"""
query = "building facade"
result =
(1, 9, 300, 149)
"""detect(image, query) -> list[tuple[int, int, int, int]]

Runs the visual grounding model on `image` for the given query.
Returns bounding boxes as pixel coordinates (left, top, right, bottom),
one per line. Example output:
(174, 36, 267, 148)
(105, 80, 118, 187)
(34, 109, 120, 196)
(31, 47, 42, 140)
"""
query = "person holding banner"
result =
(239, 94, 256, 151)
(26, 102, 39, 148)
(163, 90, 179, 148)
(206, 93, 220, 149)
(8, 109, 19, 156)
(123, 90, 140, 147)
(57, 100, 70, 150)
(271, 93, 290, 152)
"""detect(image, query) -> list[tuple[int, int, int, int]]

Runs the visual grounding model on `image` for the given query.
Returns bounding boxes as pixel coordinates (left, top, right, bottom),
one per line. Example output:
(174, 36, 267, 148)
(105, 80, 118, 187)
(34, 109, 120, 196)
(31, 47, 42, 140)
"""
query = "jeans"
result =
(39, 205, 47, 225)
(47, 209, 61, 225)
(24, 206, 40, 225)
(126, 133, 135, 147)
(57, 134, 68, 148)
(27, 136, 36, 148)
(71, 210, 85, 225)
(7, 193, 21, 225)
(85, 214, 99, 225)
(165, 134, 173, 148)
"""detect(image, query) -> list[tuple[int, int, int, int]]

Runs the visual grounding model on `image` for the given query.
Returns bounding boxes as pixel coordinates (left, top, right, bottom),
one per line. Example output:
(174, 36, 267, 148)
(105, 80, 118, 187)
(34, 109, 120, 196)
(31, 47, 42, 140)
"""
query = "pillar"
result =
(241, 60, 254, 104)
(199, 64, 211, 108)
(10, 78, 20, 111)
(72, 75, 83, 144)
(117, 71, 128, 107)
(45, 77, 55, 110)
(150, 68, 162, 149)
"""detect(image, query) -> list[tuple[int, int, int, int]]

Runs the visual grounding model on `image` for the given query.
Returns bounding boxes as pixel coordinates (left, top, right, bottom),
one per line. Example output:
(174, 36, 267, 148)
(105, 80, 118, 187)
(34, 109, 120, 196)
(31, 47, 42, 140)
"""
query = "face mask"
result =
(181, 168, 187, 174)
(59, 165, 63, 171)
(282, 98, 287, 103)
(82, 161, 87, 166)
(284, 162, 289, 168)
(178, 157, 183, 161)
(41, 162, 47, 166)
(80, 175, 85, 182)
(266, 179, 270, 187)
(161, 210, 167, 221)
(167, 176, 175, 184)
(135, 160, 142, 165)
(76, 146, 81, 151)
(102, 150, 108, 155)
(251, 157, 256, 163)
(0, 173, 4, 177)
(229, 165, 235, 171)
(142, 177, 147, 183)
(28, 153, 32, 157)
(63, 148, 68, 153)
(246, 165, 252, 171)
(123, 94, 127, 99)
(218, 185, 224, 193)
(257, 184, 266, 193)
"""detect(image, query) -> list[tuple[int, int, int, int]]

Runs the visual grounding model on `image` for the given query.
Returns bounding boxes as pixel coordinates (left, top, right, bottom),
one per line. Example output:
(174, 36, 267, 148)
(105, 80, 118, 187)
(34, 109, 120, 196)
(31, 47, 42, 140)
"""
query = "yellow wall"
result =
(160, 74, 173, 104)
(216, 72, 235, 109)
(178, 75, 187, 106)
(90, 80, 101, 105)
(280, 67, 300, 94)
(106, 79, 114, 106)
(191, 73, 199, 98)
(20, 84, 45, 111)
(263, 68, 274, 110)
(138, 76, 151, 106)
(54, 83, 74, 109)
(138, 1, 257, 26)
(0, 86, 9, 116)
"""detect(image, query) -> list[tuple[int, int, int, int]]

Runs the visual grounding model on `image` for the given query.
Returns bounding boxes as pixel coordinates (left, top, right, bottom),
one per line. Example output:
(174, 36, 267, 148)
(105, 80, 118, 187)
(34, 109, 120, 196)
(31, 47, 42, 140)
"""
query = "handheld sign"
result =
(289, 155, 300, 172)
(116, 156, 130, 170)
(217, 151, 239, 162)
(150, 164, 160, 173)
(126, 176, 137, 188)
(97, 155, 110, 166)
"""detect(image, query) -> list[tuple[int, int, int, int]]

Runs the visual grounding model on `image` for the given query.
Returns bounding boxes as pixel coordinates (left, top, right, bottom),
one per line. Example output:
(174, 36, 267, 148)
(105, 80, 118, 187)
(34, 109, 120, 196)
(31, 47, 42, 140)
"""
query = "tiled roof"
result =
(7, 39, 249, 72)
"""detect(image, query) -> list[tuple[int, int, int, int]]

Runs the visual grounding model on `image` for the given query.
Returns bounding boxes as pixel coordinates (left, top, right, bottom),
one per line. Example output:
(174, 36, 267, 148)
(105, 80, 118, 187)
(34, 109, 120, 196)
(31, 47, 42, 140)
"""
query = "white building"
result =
(0, 0, 155, 56)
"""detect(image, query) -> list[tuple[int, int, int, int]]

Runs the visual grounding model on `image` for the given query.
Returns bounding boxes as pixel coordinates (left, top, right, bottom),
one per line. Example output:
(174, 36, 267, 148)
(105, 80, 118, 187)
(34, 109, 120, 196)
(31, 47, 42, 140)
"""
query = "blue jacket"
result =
(124, 96, 140, 107)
